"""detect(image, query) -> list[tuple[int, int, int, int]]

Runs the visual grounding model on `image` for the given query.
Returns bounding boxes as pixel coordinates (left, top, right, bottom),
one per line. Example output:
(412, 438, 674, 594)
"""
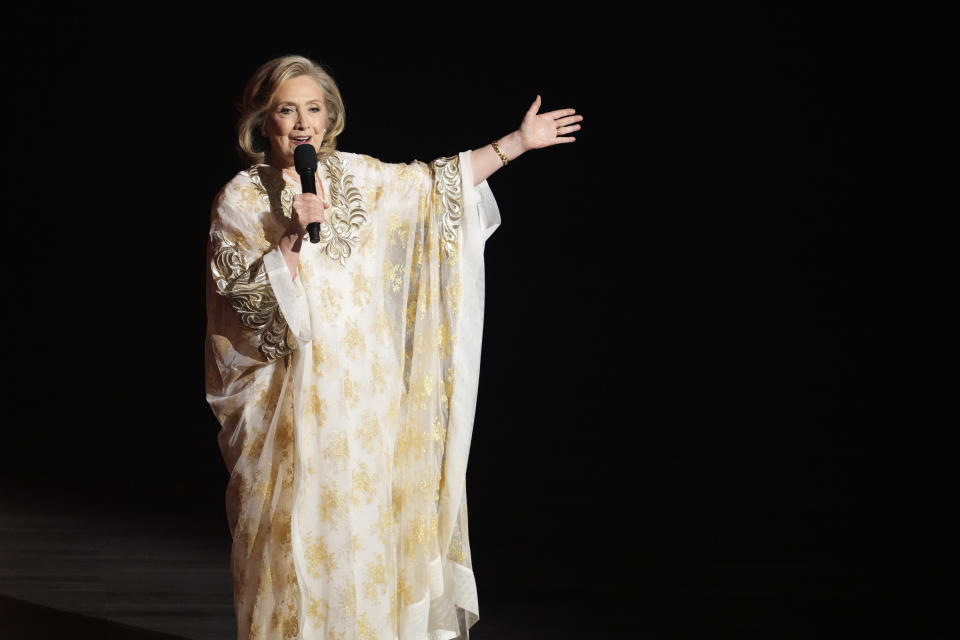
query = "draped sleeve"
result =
(205, 169, 312, 474)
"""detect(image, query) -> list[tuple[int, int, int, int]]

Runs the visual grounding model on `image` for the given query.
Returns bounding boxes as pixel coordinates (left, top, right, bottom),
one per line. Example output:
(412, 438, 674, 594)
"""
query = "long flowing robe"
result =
(204, 150, 500, 640)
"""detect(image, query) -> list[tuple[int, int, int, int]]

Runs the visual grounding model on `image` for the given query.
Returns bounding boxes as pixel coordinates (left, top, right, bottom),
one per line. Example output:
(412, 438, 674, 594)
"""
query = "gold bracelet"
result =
(491, 140, 508, 166)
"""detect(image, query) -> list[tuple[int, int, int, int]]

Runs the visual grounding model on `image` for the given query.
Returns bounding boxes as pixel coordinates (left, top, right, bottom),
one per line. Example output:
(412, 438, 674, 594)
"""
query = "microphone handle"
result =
(299, 170, 321, 244)
(307, 221, 321, 244)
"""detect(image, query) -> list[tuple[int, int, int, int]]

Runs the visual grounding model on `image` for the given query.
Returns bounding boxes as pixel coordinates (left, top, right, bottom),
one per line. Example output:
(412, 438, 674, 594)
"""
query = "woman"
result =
(205, 55, 582, 640)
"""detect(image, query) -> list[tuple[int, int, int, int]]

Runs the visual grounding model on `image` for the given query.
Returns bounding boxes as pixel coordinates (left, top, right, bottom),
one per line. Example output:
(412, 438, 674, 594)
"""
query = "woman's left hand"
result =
(519, 95, 583, 151)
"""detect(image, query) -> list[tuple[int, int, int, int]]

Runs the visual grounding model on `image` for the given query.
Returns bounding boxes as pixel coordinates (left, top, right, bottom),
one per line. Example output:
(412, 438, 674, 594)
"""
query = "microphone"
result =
(294, 144, 320, 243)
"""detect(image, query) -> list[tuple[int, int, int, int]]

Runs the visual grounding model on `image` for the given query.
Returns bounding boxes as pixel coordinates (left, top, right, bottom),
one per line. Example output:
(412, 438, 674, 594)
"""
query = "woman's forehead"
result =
(274, 75, 325, 103)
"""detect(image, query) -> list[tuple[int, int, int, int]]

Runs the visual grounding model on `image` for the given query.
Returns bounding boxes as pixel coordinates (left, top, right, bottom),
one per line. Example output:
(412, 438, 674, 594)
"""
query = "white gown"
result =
(205, 149, 500, 640)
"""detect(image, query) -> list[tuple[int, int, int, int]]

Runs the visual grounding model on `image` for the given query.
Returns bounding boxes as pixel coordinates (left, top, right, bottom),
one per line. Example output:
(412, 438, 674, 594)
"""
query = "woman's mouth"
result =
(292, 136, 311, 144)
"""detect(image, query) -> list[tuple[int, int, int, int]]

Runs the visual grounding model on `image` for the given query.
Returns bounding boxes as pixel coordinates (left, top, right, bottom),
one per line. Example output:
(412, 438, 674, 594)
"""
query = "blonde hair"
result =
(237, 55, 345, 166)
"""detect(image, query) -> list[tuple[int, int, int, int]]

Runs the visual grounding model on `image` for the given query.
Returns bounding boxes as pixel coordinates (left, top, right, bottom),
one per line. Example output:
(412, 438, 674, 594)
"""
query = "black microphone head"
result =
(294, 144, 317, 175)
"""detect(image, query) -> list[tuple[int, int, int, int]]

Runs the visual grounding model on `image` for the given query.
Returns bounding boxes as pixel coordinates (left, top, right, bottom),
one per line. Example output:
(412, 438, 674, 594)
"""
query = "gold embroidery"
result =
(385, 261, 404, 293)
(310, 153, 369, 265)
(307, 595, 328, 628)
(373, 310, 390, 340)
(372, 503, 392, 545)
(319, 285, 343, 322)
(395, 418, 429, 460)
(387, 211, 405, 247)
(351, 461, 376, 505)
(357, 613, 378, 640)
(338, 587, 357, 619)
(247, 165, 294, 219)
(397, 572, 415, 606)
(307, 385, 327, 425)
(344, 319, 366, 359)
(370, 359, 385, 395)
(312, 340, 327, 377)
(430, 155, 463, 258)
(210, 232, 295, 360)
(351, 534, 364, 552)
(323, 433, 349, 471)
(358, 413, 382, 454)
(361, 556, 388, 600)
(343, 372, 360, 408)
(352, 272, 372, 307)
(445, 278, 462, 317)
(318, 484, 348, 523)
(303, 532, 336, 577)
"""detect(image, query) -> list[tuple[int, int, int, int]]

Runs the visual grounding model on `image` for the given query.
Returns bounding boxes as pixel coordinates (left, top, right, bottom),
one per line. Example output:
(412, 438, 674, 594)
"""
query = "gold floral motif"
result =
(344, 319, 366, 359)
(319, 285, 343, 322)
(343, 372, 360, 408)
(338, 587, 357, 620)
(371, 503, 392, 546)
(361, 555, 388, 600)
(307, 595, 328, 627)
(387, 211, 406, 248)
(444, 277, 462, 317)
(357, 612, 378, 640)
(210, 231, 295, 360)
(307, 385, 327, 425)
(303, 533, 336, 578)
(372, 310, 390, 343)
(369, 359, 385, 395)
(318, 484, 348, 523)
(352, 272, 372, 307)
(395, 418, 429, 460)
(323, 433, 349, 471)
(351, 461, 376, 505)
(312, 340, 327, 377)
(397, 572, 415, 606)
(384, 260, 404, 293)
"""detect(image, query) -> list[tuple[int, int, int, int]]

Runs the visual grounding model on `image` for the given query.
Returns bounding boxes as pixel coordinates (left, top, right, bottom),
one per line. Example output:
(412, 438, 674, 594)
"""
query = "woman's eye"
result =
(310, 107, 321, 112)
(278, 107, 294, 115)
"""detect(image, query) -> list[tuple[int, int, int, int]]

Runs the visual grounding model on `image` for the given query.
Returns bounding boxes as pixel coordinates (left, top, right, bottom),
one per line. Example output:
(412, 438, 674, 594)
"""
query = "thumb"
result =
(526, 94, 542, 116)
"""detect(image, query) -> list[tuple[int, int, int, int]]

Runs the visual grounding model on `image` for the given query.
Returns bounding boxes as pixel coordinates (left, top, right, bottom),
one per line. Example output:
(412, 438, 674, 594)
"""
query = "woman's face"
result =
(264, 74, 328, 168)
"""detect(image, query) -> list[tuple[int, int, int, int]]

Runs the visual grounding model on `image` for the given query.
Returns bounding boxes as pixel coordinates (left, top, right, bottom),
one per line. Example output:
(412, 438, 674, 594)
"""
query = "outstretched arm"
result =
(470, 95, 582, 186)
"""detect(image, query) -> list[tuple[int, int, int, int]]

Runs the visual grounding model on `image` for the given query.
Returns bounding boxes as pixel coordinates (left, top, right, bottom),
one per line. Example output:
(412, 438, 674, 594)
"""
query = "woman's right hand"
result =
(279, 193, 331, 280)
(290, 193, 330, 237)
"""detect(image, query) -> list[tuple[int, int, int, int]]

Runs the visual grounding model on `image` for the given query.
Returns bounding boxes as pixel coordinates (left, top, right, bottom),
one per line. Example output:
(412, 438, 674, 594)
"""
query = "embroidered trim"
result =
(317, 153, 369, 265)
(247, 165, 294, 219)
(247, 155, 368, 266)
(430, 155, 462, 258)
(211, 232, 295, 360)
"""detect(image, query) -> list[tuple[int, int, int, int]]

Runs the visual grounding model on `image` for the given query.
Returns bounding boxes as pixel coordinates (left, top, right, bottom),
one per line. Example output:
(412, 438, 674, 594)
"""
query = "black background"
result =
(3, 4, 957, 636)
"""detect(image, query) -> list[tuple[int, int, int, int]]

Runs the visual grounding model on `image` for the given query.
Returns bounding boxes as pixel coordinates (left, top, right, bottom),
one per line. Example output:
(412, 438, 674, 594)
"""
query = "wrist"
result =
(495, 130, 526, 161)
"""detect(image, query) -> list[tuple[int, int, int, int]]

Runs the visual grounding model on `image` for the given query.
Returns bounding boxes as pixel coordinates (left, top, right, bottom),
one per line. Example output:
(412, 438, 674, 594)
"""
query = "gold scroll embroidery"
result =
(247, 165, 294, 219)
(316, 153, 369, 265)
(248, 155, 369, 266)
(211, 232, 295, 360)
(430, 155, 463, 258)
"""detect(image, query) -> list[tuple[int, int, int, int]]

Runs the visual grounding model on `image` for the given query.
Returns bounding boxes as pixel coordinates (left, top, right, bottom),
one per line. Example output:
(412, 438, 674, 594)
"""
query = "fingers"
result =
(543, 108, 579, 120)
(292, 193, 329, 230)
(554, 114, 583, 127)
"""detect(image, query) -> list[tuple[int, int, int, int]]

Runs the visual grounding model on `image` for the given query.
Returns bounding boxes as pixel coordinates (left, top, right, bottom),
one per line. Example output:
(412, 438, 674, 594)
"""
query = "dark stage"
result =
(2, 5, 957, 639)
